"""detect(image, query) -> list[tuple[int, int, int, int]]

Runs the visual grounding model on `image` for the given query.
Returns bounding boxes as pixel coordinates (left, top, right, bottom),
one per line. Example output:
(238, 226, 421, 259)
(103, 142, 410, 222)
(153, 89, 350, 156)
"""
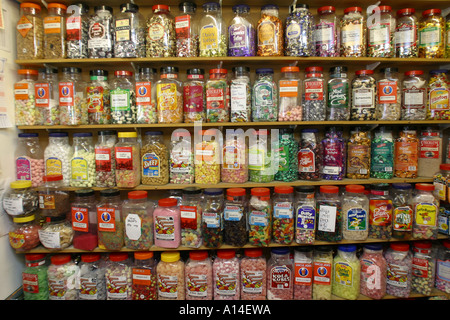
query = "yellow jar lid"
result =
(118, 132, 137, 138)
(13, 214, 35, 223)
(161, 251, 180, 262)
(10, 180, 32, 189)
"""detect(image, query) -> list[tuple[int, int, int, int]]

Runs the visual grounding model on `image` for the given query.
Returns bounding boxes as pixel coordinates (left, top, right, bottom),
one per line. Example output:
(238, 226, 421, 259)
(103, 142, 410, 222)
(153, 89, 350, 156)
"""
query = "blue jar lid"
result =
(430, 69, 449, 74)
(145, 131, 163, 135)
(301, 128, 318, 133)
(392, 183, 412, 190)
(73, 132, 92, 137)
(233, 4, 250, 12)
(271, 247, 290, 255)
(203, 188, 223, 196)
(262, 4, 278, 10)
(364, 243, 383, 251)
(49, 132, 68, 137)
(338, 244, 357, 252)
(256, 68, 273, 74)
(18, 133, 38, 138)
(203, 2, 220, 10)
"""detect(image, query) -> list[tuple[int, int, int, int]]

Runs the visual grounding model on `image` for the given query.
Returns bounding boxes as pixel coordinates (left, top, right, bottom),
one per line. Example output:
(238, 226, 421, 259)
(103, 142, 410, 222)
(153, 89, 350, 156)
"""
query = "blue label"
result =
(296, 205, 316, 230)
(142, 152, 160, 177)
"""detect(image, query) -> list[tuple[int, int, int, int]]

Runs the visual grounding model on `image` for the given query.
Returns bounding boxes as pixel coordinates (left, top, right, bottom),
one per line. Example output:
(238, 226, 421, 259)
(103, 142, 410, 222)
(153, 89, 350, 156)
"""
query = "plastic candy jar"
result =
(113, 3, 145, 58)
(199, 2, 227, 57)
(44, 132, 73, 186)
(185, 250, 213, 300)
(230, 66, 252, 122)
(66, 3, 89, 59)
(136, 67, 157, 124)
(368, 183, 393, 239)
(86, 69, 111, 125)
(201, 188, 224, 248)
(327, 66, 350, 121)
(145, 4, 176, 58)
(434, 164, 450, 202)
(438, 202, 450, 236)
(294, 186, 316, 244)
(267, 247, 294, 300)
(240, 248, 266, 300)
(87, 6, 114, 58)
(22, 253, 49, 300)
(71, 189, 98, 251)
(401, 70, 427, 120)
(38, 174, 70, 217)
(43, 3, 67, 59)
(248, 187, 272, 246)
(206, 68, 229, 123)
(156, 66, 183, 123)
(16, 2, 44, 60)
(391, 183, 413, 240)
(413, 183, 439, 240)
(313, 246, 333, 300)
(427, 70, 450, 120)
(35, 67, 59, 126)
(3, 180, 38, 216)
(435, 240, 450, 293)
(223, 188, 247, 247)
(175, 2, 199, 57)
(367, 6, 395, 58)
(418, 127, 442, 178)
(272, 186, 294, 245)
(195, 129, 221, 184)
(314, 6, 339, 57)
(222, 130, 248, 183)
(359, 243, 387, 300)
(228, 5, 255, 57)
(70, 132, 95, 188)
(316, 185, 342, 242)
(351, 70, 376, 120)
(122, 191, 154, 250)
(141, 131, 169, 185)
(303, 66, 326, 121)
(298, 129, 321, 181)
(385, 242, 412, 298)
(376, 68, 401, 120)
(418, 9, 445, 58)
(342, 185, 369, 241)
(110, 70, 136, 124)
(58, 67, 88, 125)
(9, 214, 41, 252)
(395, 8, 418, 58)
(157, 251, 185, 300)
(293, 246, 313, 300)
(278, 66, 302, 121)
(346, 127, 371, 179)
(248, 129, 274, 183)
(114, 132, 140, 188)
(39, 216, 73, 251)
(131, 251, 157, 300)
(97, 189, 124, 250)
(252, 68, 278, 121)
(14, 69, 38, 126)
(284, 4, 314, 57)
(412, 241, 436, 295)
(154, 198, 181, 248)
(340, 7, 366, 57)
(394, 127, 419, 178)
(47, 254, 79, 300)
(321, 127, 346, 180)
(275, 128, 298, 182)
(180, 187, 203, 248)
(95, 130, 117, 188)
(332, 244, 360, 300)
(105, 253, 132, 300)
(213, 249, 240, 300)
(256, 4, 283, 56)
(183, 68, 206, 123)
(170, 130, 194, 184)
(79, 253, 106, 300)
(370, 126, 394, 179)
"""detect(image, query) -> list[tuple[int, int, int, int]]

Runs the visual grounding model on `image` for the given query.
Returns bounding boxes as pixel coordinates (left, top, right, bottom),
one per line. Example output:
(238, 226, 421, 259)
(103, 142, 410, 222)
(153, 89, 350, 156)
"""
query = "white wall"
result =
(0, 0, 24, 300)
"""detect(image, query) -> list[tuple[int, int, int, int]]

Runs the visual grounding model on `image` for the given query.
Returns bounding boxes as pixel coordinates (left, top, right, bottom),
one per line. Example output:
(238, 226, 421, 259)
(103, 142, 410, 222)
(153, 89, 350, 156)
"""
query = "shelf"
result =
(333, 289, 450, 300)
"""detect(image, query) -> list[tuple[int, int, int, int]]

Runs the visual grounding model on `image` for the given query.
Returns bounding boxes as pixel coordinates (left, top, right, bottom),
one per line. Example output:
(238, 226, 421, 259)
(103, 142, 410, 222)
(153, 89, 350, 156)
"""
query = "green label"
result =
(110, 88, 130, 111)
(254, 83, 273, 106)
(277, 145, 289, 172)
(371, 140, 394, 173)
(328, 82, 349, 108)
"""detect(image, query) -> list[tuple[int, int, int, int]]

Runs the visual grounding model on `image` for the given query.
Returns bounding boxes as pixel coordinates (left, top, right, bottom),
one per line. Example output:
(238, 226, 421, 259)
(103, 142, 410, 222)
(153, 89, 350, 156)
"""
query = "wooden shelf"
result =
(333, 289, 450, 300)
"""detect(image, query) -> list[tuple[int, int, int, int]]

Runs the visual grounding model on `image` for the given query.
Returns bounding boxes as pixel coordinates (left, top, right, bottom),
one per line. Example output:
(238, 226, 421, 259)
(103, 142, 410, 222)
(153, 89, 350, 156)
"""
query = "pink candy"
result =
(213, 249, 240, 300)
(240, 249, 267, 300)
(185, 251, 213, 300)
(360, 245, 387, 300)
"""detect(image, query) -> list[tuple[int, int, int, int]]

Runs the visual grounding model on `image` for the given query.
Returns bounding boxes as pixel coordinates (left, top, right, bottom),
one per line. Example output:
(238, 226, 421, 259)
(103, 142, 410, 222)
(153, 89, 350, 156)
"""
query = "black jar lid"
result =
(371, 183, 390, 191)
(233, 4, 250, 13)
(380, 67, 398, 73)
(62, 67, 82, 74)
(290, 3, 309, 12)
(232, 66, 250, 74)
(203, 2, 220, 10)
(94, 5, 113, 13)
(179, 2, 196, 12)
(139, 67, 157, 75)
(75, 189, 95, 197)
(329, 66, 347, 74)
(98, 130, 117, 136)
(187, 68, 205, 75)
(182, 187, 202, 194)
(160, 66, 179, 74)
(90, 69, 108, 77)
(294, 185, 315, 193)
(100, 189, 120, 197)
(38, 67, 58, 74)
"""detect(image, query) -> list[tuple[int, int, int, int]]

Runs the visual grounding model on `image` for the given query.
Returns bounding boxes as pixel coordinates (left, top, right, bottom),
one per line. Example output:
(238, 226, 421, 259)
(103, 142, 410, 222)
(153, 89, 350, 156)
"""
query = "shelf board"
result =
(333, 289, 450, 300)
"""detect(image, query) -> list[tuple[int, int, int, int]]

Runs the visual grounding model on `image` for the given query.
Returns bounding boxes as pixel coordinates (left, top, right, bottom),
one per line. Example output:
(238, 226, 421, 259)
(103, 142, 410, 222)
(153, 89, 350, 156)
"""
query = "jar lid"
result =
(338, 244, 357, 252)
(115, 70, 133, 76)
(25, 253, 46, 262)
(414, 241, 432, 249)
(73, 132, 92, 137)
(380, 67, 398, 73)
(158, 198, 178, 207)
(305, 66, 323, 73)
(256, 68, 273, 74)
(90, 69, 108, 77)
(203, 2, 220, 10)
(422, 8, 441, 16)
(49, 132, 68, 137)
(13, 214, 35, 223)
(315, 245, 332, 252)
(118, 132, 137, 138)
(363, 243, 383, 251)
(281, 66, 300, 73)
(81, 253, 101, 263)
(48, 3, 67, 10)
(18, 132, 38, 138)
(100, 189, 120, 197)
(226, 188, 246, 197)
(390, 242, 409, 251)
(209, 68, 227, 74)
(204, 188, 223, 196)
(294, 246, 313, 253)
(179, 2, 196, 12)
(430, 69, 449, 75)
(152, 4, 169, 11)
(415, 183, 434, 191)
(120, 3, 139, 12)
(10, 180, 32, 189)
(301, 128, 318, 133)
(345, 184, 365, 193)
(189, 250, 208, 260)
(172, 130, 191, 137)
(397, 8, 415, 16)
(261, 4, 278, 10)
(182, 187, 202, 195)
(161, 251, 180, 262)
(38, 67, 58, 74)
(20, 3, 41, 10)
(94, 5, 113, 13)
(440, 164, 450, 171)
(271, 247, 290, 255)
(355, 69, 374, 75)
(187, 68, 205, 75)
(51, 254, 71, 265)
(109, 252, 129, 262)
(145, 131, 163, 136)
(232, 66, 250, 74)
(18, 69, 38, 75)
(160, 66, 179, 74)
(128, 190, 148, 199)
(274, 186, 293, 194)
(404, 70, 423, 76)
(344, 6, 362, 13)
(98, 130, 117, 136)
(244, 248, 263, 257)
(291, 4, 309, 10)
(391, 183, 412, 190)
(318, 6, 335, 13)
(294, 185, 315, 193)
(233, 4, 250, 13)
(251, 187, 270, 196)
(75, 188, 95, 197)
(319, 185, 339, 194)
(62, 67, 81, 73)
(372, 5, 391, 13)
(139, 67, 157, 75)
(135, 251, 153, 260)
(371, 183, 390, 191)
(217, 249, 235, 259)
(43, 174, 63, 182)
(329, 66, 347, 73)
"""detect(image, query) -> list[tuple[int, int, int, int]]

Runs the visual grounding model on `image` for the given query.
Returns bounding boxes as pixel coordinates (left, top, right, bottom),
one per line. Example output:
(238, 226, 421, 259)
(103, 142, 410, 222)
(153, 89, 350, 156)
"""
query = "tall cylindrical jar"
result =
(95, 130, 117, 188)
(360, 243, 387, 300)
(175, 2, 199, 57)
(183, 68, 206, 123)
(131, 251, 157, 300)
(14, 69, 38, 126)
(256, 4, 283, 56)
(105, 253, 132, 300)
(312, 246, 333, 300)
(113, 3, 145, 58)
(35, 67, 59, 126)
(252, 68, 278, 121)
(418, 127, 442, 178)
(274, 128, 298, 182)
(321, 127, 346, 180)
(213, 249, 240, 300)
(44, 132, 73, 186)
(114, 132, 140, 188)
(71, 188, 98, 251)
(16, 2, 44, 59)
(58, 67, 88, 125)
(376, 67, 401, 120)
(88, 6, 114, 58)
(70, 132, 95, 188)
(367, 5, 395, 57)
(385, 242, 412, 298)
(248, 187, 272, 246)
(272, 186, 295, 245)
(22, 253, 49, 300)
(194, 129, 221, 184)
(327, 66, 350, 121)
(230, 66, 252, 122)
(293, 246, 313, 300)
(199, 2, 227, 57)
(346, 127, 371, 179)
(86, 69, 111, 125)
(96, 189, 124, 250)
(228, 5, 255, 56)
(435, 240, 450, 293)
(201, 188, 224, 248)
(401, 70, 427, 120)
(66, 3, 90, 59)
(15, 132, 45, 187)
(411, 241, 436, 295)
(141, 131, 169, 185)
(156, 66, 183, 123)
(418, 9, 445, 58)
(223, 188, 247, 247)
(391, 183, 414, 240)
(368, 183, 393, 239)
(395, 8, 418, 58)
(370, 126, 394, 179)
(314, 6, 339, 57)
(146, 4, 176, 57)
(332, 244, 360, 300)
(316, 185, 342, 242)
(222, 130, 248, 183)
(47, 254, 79, 300)
(240, 248, 267, 300)
(206, 68, 229, 123)
(298, 129, 321, 181)
(157, 251, 185, 300)
(185, 250, 213, 300)
(169, 130, 194, 184)
(412, 183, 439, 240)
(295, 186, 316, 244)
(284, 4, 314, 57)
(154, 198, 181, 248)
(79, 253, 106, 300)
(278, 66, 302, 121)
(43, 3, 67, 59)
(110, 70, 136, 124)
(180, 187, 203, 248)
(303, 66, 326, 121)
(427, 70, 450, 120)
(267, 247, 294, 300)
(394, 127, 419, 178)
(351, 69, 377, 121)
(340, 7, 366, 57)
(342, 184, 369, 241)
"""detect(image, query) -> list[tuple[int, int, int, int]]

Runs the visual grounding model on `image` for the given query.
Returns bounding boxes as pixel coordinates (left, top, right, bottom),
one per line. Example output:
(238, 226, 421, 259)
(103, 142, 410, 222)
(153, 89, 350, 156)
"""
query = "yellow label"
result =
(157, 83, 177, 111)
(334, 262, 353, 286)
(71, 157, 88, 181)
(258, 21, 275, 45)
(415, 203, 437, 226)
(200, 24, 218, 50)
(429, 88, 449, 110)
(46, 157, 62, 175)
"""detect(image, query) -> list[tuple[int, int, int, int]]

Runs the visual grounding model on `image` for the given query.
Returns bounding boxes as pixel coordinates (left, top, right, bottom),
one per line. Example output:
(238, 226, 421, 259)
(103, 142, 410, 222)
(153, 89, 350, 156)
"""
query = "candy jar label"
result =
(155, 215, 175, 241)
(269, 266, 291, 289)
(346, 207, 367, 231)
(369, 199, 393, 226)
(71, 157, 89, 181)
(200, 24, 218, 50)
(296, 205, 316, 230)
(415, 203, 437, 226)
(334, 261, 353, 286)
(72, 206, 89, 232)
(215, 272, 237, 295)
(142, 152, 160, 177)
(186, 274, 208, 297)
(393, 206, 413, 231)
(313, 261, 331, 285)
(16, 156, 32, 180)
(242, 270, 264, 293)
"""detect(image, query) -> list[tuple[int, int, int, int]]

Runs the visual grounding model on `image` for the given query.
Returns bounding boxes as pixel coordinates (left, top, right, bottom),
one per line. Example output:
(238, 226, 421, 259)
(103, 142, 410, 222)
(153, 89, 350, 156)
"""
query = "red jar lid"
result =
(251, 187, 270, 196)
(373, 5, 391, 13)
(397, 8, 415, 16)
(81, 253, 101, 263)
(115, 70, 133, 76)
(318, 6, 335, 14)
(415, 183, 434, 191)
(128, 190, 148, 199)
(345, 185, 365, 193)
(109, 252, 129, 262)
(209, 68, 227, 74)
(305, 66, 323, 73)
(189, 250, 208, 260)
(440, 164, 450, 171)
(51, 254, 71, 265)
(422, 8, 441, 16)
(227, 188, 246, 197)
(244, 248, 263, 257)
(281, 66, 300, 73)
(158, 197, 178, 207)
(18, 69, 38, 75)
(355, 69, 374, 75)
(390, 242, 409, 251)
(320, 185, 339, 194)
(43, 174, 63, 182)
(344, 6, 362, 14)
(274, 186, 293, 194)
(405, 70, 423, 76)
(135, 251, 154, 260)
(173, 131, 191, 137)
(414, 241, 432, 249)
(217, 249, 236, 259)
(25, 253, 46, 262)
(152, 4, 169, 11)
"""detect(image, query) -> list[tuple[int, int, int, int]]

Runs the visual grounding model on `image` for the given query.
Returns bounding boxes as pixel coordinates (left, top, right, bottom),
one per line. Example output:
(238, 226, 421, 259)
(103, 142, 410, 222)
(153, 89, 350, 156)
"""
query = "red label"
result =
(35, 83, 50, 108)
(97, 207, 116, 232)
(369, 199, 392, 226)
(412, 257, 430, 278)
(115, 147, 133, 170)
(313, 262, 331, 285)
(269, 266, 292, 289)
(72, 206, 89, 232)
(95, 147, 112, 172)
(22, 273, 39, 293)
(378, 81, 398, 104)
(305, 81, 324, 101)
(419, 140, 440, 159)
(184, 85, 204, 112)
(294, 262, 313, 286)
(66, 16, 82, 41)
(206, 88, 225, 110)
(86, 86, 104, 113)
(180, 205, 198, 229)
(175, 15, 191, 39)
(59, 82, 75, 107)
(298, 149, 315, 173)
(136, 81, 152, 106)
